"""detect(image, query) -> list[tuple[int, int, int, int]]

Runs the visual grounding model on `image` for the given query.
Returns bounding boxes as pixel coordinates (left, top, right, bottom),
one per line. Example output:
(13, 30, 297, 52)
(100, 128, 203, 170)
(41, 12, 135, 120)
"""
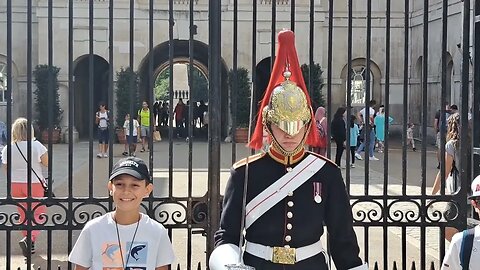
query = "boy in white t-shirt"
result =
(122, 114, 140, 157)
(69, 157, 175, 270)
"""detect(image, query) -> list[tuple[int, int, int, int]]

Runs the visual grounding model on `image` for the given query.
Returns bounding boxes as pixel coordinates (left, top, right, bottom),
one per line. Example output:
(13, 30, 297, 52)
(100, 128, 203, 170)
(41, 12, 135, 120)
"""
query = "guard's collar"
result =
(268, 146, 305, 165)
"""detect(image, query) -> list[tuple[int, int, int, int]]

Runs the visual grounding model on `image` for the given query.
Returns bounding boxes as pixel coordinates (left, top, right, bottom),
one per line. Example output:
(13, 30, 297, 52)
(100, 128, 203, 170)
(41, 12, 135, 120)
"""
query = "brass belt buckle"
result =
(272, 246, 296, 265)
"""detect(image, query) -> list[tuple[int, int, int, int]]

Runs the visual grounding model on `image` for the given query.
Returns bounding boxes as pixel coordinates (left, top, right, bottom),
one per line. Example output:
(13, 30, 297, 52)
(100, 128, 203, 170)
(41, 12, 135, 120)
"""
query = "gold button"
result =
(288, 191, 294, 196)
(287, 212, 293, 218)
(285, 235, 291, 242)
(287, 201, 294, 207)
(287, 223, 292, 230)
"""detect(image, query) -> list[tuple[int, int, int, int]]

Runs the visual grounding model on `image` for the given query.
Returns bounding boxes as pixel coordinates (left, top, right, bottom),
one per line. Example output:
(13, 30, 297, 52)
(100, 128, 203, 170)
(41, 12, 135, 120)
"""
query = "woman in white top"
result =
(431, 113, 462, 242)
(1, 117, 48, 257)
(95, 102, 110, 158)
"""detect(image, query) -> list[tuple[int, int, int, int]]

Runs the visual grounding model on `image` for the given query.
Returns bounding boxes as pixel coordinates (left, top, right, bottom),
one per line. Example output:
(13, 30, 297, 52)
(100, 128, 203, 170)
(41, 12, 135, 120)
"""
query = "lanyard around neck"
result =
(114, 213, 141, 270)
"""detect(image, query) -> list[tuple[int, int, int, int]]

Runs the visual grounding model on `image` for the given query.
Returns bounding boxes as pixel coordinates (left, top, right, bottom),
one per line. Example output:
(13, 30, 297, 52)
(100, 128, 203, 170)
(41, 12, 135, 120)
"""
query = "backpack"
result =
(459, 228, 475, 270)
(96, 111, 110, 128)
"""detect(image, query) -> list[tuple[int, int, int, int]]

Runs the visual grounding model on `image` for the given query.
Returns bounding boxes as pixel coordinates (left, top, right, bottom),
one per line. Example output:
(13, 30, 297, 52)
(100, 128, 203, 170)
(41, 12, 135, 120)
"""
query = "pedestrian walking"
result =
(331, 107, 347, 167)
(406, 123, 416, 151)
(434, 101, 451, 169)
(431, 113, 462, 241)
(174, 99, 186, 138)
(122, 114, 140, 157)
(349, 115, 360, 168)
(153, 99, 160, 127)
(355, 99, 378, 161)
(373, 106, 393, 153)
(95, 102, 110, 158)
(313, 106, 327, 156)
(138, 101, 151, 152)
(1, 117, 48, 257)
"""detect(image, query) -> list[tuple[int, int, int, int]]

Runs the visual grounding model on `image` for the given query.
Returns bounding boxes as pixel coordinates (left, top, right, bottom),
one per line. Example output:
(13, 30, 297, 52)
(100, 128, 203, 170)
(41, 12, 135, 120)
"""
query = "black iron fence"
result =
(0, 0, 477, 269)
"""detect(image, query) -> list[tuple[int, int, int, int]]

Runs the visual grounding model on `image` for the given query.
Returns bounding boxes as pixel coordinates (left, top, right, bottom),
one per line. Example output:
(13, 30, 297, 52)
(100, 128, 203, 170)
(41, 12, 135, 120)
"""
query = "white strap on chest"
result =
(245, 154, 325, 229)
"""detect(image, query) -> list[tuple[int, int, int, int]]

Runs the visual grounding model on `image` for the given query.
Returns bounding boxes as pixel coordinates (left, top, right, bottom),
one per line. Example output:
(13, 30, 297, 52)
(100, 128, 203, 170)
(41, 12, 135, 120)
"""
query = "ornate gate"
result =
(0, 1, 475, 269)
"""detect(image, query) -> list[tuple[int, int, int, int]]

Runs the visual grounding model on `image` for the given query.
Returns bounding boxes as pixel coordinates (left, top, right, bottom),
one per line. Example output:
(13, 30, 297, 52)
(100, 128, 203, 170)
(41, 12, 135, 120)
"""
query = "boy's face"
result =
(108, 174, 153, 212)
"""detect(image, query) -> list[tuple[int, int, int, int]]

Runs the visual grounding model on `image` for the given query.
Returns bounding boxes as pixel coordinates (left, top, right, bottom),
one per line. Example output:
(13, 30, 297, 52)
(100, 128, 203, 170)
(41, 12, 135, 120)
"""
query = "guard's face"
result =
(270, 124, 306, 152)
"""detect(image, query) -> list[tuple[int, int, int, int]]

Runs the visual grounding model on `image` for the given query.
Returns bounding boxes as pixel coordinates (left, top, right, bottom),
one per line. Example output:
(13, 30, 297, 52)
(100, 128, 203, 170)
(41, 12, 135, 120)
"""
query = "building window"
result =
(348, 66, 373, 105)
(0, 63, 6, 102)
(260, 0, 290, 4)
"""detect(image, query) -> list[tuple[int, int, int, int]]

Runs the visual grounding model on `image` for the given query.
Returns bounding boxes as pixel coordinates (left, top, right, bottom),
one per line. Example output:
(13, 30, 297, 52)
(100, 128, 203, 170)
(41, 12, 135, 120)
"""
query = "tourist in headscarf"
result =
(313, 106, 327, 156)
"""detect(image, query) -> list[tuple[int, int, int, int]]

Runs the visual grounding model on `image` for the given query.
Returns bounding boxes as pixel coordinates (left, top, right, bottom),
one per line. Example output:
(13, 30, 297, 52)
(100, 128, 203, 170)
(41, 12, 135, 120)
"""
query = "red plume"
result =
(248, 30, 320, 149)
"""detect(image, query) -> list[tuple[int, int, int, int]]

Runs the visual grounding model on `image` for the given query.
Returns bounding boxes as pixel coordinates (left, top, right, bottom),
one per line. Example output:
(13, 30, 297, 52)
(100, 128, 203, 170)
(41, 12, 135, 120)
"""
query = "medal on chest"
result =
(313, 182, 322, 204)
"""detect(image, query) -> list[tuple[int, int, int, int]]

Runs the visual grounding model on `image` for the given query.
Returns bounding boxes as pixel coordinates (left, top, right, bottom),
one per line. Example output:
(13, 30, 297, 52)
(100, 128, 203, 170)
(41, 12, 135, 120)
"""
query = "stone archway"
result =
(0, 54, 20, 122)
(137, 40, 229, 138)
(255, 57, 272, 108)
(445, 53, 454, 104)
(411, 56, 423, 125)
(73, 55, 110, 139)
(339, 58, 382, 109)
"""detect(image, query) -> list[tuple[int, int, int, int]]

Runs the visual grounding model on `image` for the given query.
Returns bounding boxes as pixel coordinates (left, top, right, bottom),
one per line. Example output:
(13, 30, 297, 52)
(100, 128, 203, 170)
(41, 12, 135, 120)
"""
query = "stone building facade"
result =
(0, 0, 472, 140)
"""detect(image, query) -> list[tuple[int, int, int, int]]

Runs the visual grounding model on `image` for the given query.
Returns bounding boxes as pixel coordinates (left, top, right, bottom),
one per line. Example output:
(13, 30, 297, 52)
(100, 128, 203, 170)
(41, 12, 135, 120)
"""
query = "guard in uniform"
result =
(209, 30, 367, 270)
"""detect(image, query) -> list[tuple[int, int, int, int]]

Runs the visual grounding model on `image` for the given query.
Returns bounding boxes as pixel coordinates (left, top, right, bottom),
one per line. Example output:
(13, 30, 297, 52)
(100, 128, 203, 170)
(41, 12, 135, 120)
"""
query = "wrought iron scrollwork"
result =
(351, 197, 464, 226)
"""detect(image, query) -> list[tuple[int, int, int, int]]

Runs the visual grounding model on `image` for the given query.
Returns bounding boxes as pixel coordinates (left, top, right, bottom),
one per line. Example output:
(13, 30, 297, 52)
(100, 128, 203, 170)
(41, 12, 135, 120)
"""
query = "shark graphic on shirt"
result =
(130, 244, 147, 261)
(102, 244, 120, 261)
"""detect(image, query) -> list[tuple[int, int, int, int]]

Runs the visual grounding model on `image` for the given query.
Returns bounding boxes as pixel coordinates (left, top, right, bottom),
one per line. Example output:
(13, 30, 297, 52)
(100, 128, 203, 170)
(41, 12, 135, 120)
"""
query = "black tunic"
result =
(214, 149, 363, 270)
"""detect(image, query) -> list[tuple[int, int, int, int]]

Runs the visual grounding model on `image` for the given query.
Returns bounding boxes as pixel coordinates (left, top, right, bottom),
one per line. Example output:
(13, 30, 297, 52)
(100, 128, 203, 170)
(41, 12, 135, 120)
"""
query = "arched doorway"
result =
(340, 58, 382, 111)
(73, 55, 110, 139)
(137, 40, 229, 138)
(412, 56, 423, 125)
(153, 62, 209, 137)
(255, 57, 272, 110)
(445, 53, 454, 104)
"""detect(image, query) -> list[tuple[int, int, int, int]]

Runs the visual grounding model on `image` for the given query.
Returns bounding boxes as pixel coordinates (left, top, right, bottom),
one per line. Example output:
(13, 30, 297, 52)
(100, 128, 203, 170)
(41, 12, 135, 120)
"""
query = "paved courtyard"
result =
(0, 138, 450, 269)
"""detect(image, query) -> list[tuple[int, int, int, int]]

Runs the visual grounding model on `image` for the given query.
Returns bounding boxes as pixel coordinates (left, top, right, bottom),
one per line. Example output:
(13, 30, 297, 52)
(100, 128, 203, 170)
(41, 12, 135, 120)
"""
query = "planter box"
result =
(234, 127, 249, 143)
(40, 129, 61, 144)
(116, 128, 127, 144)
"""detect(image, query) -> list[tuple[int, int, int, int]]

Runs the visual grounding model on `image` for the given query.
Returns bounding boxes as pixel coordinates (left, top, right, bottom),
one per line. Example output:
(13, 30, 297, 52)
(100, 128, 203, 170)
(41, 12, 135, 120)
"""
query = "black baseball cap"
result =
(109, 157, 151, 182)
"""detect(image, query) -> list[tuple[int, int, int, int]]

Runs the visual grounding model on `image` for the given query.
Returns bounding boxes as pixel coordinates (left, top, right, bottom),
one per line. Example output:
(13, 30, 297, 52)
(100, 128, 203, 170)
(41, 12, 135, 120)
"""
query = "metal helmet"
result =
(262, 69, 311, 137)
(249, 30, 319, 151)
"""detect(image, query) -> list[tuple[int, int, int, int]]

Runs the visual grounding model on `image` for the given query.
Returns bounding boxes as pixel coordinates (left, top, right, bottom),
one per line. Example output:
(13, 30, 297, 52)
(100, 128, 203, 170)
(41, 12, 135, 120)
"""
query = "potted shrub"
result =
(229, 67, 251, 143)
(33, 64, 63, 143)
(115, 67, 140, 144)
(301, 62, 325, 111)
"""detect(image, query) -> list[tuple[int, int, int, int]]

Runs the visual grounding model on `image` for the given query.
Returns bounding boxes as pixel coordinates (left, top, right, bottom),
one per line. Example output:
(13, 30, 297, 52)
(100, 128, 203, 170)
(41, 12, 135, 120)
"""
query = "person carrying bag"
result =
(15, 142, 54, 198)
(0, 118, 49, 257)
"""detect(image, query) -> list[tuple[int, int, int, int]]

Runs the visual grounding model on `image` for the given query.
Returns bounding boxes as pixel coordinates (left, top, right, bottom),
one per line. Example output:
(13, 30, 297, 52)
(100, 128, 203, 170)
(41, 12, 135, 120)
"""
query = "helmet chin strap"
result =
(267, 122, 310, 157)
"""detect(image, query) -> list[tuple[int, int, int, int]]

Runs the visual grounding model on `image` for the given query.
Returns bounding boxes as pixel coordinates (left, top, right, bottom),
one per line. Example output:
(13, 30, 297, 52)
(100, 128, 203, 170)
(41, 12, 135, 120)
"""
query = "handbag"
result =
(15, 142, 55, 198)
(446, 162, 459, 194)
(153, 130, 162, 142)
